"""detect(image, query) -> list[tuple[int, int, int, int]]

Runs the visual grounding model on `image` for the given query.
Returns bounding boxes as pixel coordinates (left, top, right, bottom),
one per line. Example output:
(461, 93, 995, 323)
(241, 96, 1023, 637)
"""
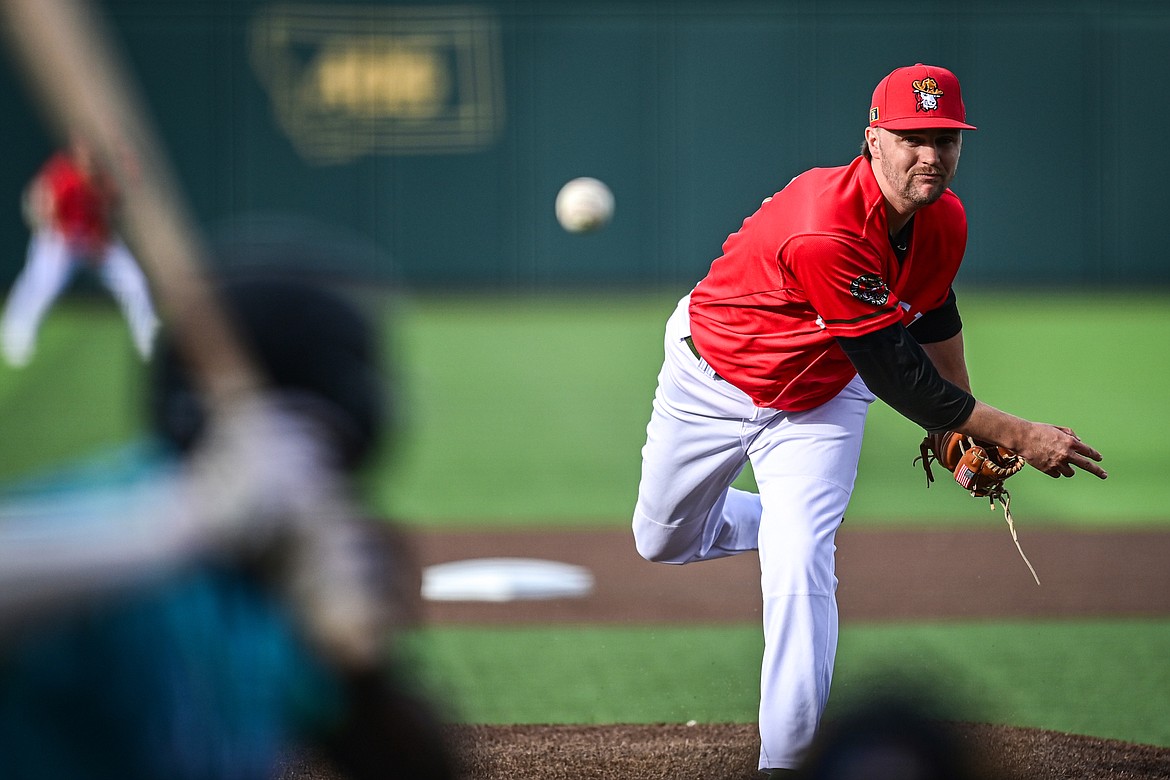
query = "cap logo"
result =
(912, 77, 945, 113)
(869, 107, 879, 123)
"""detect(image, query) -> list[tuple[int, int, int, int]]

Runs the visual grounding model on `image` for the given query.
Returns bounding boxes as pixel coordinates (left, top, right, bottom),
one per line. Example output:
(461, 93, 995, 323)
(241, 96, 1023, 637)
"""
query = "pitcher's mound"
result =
(442, 723, 1170, 780)
(281, 722, 1170, 780)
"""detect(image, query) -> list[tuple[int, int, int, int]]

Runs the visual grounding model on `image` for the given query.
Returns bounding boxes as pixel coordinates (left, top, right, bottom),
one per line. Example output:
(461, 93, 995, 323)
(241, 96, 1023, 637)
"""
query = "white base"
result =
(421, 557, 595, 602)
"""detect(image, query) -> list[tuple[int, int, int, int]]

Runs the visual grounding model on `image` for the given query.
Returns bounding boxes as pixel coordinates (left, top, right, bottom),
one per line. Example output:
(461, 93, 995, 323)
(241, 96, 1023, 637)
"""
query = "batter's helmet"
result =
(149, 274, 388, 471)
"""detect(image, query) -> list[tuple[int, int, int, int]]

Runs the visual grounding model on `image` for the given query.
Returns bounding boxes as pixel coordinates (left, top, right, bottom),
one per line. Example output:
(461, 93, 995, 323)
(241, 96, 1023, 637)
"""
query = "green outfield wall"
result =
(0, 0, 1165, 290)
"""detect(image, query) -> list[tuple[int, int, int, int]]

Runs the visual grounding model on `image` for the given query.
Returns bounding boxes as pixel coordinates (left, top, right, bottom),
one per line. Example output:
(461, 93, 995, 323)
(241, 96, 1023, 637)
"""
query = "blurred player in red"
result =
(1, 137, 158, 366)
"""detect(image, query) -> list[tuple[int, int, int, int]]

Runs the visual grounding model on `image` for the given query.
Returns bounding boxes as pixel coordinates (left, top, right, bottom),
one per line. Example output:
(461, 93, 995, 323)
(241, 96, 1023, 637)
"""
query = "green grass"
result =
(403, 618, 1170, 747)
(370, 292, 664, 524)
(2, 290, 1167, 526)
(372, 289, 1169, 528)
(0, 301, 148, 481)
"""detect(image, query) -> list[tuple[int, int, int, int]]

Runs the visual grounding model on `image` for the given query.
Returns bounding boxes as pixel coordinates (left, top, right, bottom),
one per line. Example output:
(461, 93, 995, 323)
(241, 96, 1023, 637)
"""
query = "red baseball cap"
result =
(868, 63, 976, 130)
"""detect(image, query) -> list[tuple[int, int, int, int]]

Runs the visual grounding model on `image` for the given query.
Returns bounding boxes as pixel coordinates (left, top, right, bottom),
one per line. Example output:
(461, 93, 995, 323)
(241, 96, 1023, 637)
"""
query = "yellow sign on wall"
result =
(251, 4, 505, 163)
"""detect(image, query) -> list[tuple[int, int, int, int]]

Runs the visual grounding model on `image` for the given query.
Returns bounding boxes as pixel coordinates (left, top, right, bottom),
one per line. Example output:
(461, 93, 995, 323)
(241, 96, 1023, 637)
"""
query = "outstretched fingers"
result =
(1043, 432, 1107, 480)
(1071, 439, 1108, 479)
(1026, 426, 1107, 480)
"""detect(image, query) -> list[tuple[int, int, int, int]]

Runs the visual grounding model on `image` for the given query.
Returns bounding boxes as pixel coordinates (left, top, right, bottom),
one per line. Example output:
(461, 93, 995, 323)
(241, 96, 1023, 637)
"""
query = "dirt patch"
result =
(292, 526, 1170, 779)
(440, 722, 1170, 780)
(409, 526, 1170, 624)
(280, 722, 1170, 780)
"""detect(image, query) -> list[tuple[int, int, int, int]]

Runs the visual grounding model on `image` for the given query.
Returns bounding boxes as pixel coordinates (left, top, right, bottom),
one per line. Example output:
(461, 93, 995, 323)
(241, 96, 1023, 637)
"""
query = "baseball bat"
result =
(0, 0, 390, 668)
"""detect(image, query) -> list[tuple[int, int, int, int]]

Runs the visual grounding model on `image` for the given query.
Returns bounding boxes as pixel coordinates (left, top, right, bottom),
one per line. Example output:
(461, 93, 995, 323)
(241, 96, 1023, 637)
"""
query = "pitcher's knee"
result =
(632, 514, 689, 564)
(634, 534, 673, 563)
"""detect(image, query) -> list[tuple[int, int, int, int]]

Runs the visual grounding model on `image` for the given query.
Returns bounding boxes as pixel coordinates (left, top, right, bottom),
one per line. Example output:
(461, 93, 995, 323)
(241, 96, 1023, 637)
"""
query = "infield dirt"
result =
(286, 526, 1170, 780)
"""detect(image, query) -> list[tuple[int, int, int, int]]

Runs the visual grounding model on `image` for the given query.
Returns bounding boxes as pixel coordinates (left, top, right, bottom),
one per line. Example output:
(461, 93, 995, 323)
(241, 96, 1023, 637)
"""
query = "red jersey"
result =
(688, 156, 967, 411)
(39, 152, 114, 252)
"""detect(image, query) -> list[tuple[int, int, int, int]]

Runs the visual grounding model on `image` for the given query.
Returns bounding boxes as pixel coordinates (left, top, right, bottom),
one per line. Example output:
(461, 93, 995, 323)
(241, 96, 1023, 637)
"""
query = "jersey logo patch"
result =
(850, 274, 890, 306)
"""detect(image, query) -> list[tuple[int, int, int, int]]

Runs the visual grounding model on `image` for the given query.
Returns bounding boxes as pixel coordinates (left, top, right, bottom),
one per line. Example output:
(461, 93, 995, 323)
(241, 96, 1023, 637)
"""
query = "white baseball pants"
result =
(1, 229, 159, 366)
(632, 294, 873, 771)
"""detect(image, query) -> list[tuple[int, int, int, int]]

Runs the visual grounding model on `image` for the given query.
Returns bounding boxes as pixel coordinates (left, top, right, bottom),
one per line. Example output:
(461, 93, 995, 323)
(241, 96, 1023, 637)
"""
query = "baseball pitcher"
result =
(631, 63, 1107, 777)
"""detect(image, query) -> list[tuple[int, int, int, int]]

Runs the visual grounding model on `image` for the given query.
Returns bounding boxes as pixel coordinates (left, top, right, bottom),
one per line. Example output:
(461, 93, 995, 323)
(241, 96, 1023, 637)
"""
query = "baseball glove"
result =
(916, 432, 1024, 499)
(915, 432, 1039, 585)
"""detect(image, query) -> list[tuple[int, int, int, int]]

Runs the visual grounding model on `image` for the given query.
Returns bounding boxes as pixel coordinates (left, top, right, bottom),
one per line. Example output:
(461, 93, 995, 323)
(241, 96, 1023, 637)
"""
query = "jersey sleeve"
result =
(836, 322, 975, 432)
(782, 234, 904, 338)
(907, 288, 962, 343)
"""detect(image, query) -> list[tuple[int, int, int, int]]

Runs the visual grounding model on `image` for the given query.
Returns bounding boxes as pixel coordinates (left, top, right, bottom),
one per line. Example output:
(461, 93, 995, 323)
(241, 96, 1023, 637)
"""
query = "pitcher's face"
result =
(868, 127, 962, 211)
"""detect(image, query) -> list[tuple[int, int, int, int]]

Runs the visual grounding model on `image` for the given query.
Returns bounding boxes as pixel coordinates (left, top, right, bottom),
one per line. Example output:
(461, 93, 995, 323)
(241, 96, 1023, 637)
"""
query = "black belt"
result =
(684, 336, 723, 381)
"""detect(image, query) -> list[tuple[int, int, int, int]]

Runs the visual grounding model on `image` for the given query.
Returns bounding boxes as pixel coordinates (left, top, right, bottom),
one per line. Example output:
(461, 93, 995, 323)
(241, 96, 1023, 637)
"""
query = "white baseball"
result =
(555, 177, 614, 233)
